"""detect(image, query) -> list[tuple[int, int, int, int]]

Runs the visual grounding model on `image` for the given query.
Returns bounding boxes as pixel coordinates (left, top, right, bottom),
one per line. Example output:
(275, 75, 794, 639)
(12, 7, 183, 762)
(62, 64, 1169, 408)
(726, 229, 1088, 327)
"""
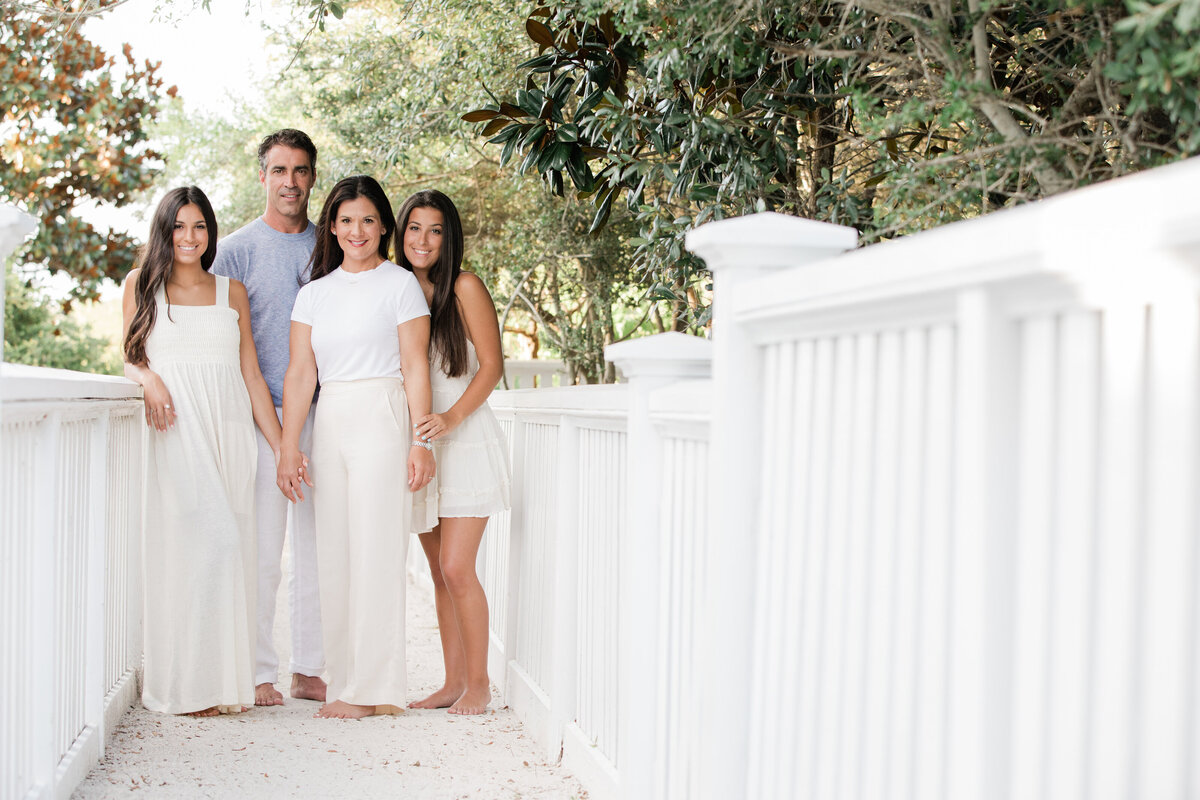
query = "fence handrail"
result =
(2, 363, 141, 402)
(728, 156, 1200, 333)
(490, 384, 628, 415)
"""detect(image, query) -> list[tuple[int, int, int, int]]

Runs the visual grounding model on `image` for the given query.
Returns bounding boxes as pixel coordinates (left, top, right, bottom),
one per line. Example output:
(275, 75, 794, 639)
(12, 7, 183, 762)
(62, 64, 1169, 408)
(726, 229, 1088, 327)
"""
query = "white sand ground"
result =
(73, 553, 588, 799)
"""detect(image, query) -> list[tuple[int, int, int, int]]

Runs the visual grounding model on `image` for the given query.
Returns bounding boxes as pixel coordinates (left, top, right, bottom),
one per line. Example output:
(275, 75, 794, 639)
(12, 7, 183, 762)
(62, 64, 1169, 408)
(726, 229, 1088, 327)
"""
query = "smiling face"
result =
(402, 206, 445, 272)
(259, 144, 315, 230)
(172, 203, 209, 268)
(331, 196, 385, 270)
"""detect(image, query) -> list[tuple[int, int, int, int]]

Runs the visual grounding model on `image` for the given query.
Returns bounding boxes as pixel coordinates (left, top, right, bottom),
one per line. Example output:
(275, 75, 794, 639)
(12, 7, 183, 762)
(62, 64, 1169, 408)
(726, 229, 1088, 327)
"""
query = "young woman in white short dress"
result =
(397, 189, 511, 715)
(277, 175, 438, 719)
(122, 186, 281, 716)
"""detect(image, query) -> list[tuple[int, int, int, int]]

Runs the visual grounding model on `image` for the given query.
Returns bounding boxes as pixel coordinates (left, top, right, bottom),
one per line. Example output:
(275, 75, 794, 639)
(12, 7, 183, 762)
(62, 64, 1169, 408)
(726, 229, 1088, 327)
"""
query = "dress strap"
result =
(216, 274, 230, 308)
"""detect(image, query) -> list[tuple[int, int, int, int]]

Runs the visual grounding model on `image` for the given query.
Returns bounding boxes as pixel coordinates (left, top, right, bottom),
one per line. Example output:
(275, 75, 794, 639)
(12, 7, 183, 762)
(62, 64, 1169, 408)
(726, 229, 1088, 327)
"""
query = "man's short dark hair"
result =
(257, 129, 317, 172)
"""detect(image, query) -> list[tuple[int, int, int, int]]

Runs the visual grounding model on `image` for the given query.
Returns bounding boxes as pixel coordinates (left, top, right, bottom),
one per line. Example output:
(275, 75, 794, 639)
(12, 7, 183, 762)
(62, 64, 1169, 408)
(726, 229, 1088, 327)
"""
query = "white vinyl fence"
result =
(1, 366, 144, 800)
(483, 339, 711, 799)
(482, 156, 1200, 799)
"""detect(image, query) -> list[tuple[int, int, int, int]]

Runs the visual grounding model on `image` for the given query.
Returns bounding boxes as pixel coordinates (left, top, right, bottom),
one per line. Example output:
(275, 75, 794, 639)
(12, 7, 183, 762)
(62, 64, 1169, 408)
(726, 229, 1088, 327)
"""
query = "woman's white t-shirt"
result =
(291, 261, 429, 383)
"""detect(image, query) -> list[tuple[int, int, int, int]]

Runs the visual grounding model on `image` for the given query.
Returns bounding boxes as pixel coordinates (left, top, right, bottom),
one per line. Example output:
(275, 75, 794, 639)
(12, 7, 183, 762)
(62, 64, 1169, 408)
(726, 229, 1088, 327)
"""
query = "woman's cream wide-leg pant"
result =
(312, 377, 421, 709)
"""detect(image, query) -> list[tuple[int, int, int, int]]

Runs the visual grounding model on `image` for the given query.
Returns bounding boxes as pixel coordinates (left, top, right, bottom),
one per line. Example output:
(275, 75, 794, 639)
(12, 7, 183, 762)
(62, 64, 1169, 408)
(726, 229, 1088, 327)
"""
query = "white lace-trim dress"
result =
(419, 338, 512, 520)
(141, 276, 257, 715)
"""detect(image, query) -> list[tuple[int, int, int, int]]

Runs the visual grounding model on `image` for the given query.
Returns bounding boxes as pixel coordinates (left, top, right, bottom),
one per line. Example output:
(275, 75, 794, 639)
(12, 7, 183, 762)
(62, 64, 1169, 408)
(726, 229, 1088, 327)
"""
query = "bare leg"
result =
(316, 700, 376, 719)
(255, 682, 284, 706)
(291, 673, 327, 701)
(409, 526, 469, 708)
(438, 517, 491, 715)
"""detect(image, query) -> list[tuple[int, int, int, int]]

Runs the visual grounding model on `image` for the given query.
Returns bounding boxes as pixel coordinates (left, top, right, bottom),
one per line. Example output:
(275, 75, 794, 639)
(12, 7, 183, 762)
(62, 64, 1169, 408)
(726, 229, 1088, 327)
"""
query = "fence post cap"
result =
(0, 202, 37, 259)
(685, 211, 858, 273)
(605, 332, 712, 380)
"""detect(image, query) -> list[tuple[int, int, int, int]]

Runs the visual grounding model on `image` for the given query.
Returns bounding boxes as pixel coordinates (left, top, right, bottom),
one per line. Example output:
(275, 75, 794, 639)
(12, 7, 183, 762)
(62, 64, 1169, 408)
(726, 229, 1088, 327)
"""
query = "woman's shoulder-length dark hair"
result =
(123, 186, 218, 365)
(308, 175, 395, 282)
(393, 189, 469, 377)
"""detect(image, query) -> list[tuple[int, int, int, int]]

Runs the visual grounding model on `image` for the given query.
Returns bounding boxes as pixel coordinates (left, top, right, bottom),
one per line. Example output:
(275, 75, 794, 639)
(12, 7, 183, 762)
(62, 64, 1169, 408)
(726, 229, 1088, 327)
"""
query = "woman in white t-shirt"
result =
(276, 175, 438, 719)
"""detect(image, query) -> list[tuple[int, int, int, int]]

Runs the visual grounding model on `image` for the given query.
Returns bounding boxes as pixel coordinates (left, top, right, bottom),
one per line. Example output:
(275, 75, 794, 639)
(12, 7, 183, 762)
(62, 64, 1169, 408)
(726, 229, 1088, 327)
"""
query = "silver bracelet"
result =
(411, 439, 433, 451)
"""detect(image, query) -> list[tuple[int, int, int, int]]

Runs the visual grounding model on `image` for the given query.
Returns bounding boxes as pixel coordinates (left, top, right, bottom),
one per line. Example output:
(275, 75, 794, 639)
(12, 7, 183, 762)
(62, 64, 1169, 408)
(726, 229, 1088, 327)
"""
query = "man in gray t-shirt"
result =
(212, 129, 326, 706)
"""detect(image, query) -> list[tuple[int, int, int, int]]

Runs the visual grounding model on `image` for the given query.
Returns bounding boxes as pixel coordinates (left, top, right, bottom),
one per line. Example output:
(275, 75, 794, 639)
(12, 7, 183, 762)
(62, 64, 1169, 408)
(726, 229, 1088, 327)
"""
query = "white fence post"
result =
(951, 288, 1019, 799)
(0, 204, 36, 261)
(685, 213, 857, 798)
(606, 333, 712, 800)
(32, 411, 62, 799)
(549, 415, 580, 755)
(0, 203, 37, 360)
(85, 414, 111, 755)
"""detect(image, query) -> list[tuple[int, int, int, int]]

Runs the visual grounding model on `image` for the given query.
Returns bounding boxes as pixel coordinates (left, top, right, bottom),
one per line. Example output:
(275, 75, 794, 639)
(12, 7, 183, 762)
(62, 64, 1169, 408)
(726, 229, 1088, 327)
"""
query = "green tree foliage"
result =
(0, 0, 174, 305)
(4, 265, 120, 374)
(464, 0, 1200, 324)
(477, 188, 645, 382)
(224, 0, 674, 381)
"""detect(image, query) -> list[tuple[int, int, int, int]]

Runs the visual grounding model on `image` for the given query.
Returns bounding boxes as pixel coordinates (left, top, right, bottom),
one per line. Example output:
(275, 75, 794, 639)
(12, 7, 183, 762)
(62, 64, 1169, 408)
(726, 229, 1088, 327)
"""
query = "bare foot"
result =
(291, 673, 327, 702)
(255, 683, 284, 706)
(408, 685, 465, 709)
(316, 700, 375, 719)
(187, 706, 220, 717)
(448, 686, 491, 715)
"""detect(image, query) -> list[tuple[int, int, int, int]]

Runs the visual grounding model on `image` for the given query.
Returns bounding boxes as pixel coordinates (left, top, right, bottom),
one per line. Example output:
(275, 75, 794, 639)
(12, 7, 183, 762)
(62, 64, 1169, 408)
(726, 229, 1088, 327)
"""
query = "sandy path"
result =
(73, 555, 587, 799)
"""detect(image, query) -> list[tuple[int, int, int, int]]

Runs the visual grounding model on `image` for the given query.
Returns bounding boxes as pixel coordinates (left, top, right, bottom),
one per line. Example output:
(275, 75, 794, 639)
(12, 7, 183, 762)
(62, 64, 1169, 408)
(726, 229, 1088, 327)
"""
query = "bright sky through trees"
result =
(85, 0, 274, 118)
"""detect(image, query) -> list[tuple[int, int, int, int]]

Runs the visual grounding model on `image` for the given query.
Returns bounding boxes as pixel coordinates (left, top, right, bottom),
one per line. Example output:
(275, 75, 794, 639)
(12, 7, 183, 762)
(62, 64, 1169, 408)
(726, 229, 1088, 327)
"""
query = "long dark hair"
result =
(393, 189, 468, 377)
(123, 186, 218, 365)
(308, 175, 395, 282)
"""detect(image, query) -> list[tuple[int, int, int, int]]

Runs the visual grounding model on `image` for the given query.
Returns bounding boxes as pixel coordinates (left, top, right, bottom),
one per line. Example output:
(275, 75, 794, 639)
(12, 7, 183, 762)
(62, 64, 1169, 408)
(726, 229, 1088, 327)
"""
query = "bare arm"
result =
(121, 269, 175, 431)
(413, 272, 503, 442)
(277, 321, 318, 502)
(230, 279, 282, 451)
(398, 315, 435, 491)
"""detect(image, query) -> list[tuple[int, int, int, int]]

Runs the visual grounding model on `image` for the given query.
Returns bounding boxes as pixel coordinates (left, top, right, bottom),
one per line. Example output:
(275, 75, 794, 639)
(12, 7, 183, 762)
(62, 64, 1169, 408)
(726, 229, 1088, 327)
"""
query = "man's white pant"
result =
(255, 405, 324, 686)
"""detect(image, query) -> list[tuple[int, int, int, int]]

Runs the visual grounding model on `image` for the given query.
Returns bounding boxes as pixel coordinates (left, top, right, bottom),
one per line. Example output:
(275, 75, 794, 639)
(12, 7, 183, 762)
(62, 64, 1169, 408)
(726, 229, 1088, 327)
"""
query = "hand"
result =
(408, 446, 435, 491)
(414, 411, 458, 443)
(142, 373, 176, 432)
(274, 447, 311, 485)
(276, 447, 313, 502)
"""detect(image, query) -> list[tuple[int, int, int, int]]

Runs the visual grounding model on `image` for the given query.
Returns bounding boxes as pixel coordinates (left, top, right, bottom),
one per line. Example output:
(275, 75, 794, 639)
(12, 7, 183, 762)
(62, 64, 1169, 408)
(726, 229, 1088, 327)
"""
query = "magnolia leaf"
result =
(499, 102, 527, 119)
(526, 19, 556, 52)
(462, 109, 499, 122)
(482, 118, 509, 136)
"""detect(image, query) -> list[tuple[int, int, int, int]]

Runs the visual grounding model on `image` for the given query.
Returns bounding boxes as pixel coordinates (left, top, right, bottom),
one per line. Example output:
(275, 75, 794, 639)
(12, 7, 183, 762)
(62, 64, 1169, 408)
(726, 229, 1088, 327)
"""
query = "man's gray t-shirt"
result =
(212, 218, 317, 406)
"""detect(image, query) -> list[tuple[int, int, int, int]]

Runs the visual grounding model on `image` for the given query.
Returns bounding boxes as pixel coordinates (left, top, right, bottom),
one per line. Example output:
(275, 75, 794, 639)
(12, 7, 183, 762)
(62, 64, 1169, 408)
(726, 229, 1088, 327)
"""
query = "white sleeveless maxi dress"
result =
(141, 275, 257, 714)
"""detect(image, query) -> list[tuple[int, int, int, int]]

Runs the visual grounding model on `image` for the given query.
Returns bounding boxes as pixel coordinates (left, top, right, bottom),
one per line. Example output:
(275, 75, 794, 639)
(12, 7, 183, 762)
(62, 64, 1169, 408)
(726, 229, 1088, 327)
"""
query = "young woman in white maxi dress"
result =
(122, 187, 281, 716)
(277, 176, 437, 720)
(397, 190, 511, 716)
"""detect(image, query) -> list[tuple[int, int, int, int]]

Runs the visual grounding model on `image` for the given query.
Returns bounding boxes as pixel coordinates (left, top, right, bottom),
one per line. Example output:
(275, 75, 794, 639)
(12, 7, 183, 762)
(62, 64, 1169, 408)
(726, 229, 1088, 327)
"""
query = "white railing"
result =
(484, 384, 630, 790)
(502, 358, 570, 389)
(688, 156, 1200, 800)
(481, 155, 1200, 800)
(483, 336, 711, 800)
(1, 365, 144, 800)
